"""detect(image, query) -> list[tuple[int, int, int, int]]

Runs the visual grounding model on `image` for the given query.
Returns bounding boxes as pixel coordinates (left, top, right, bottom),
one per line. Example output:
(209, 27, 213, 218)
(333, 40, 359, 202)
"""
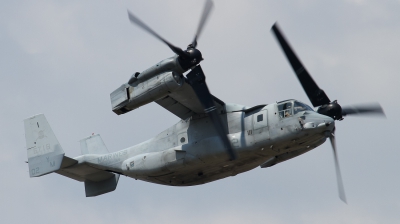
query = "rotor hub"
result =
(178, 47, 203, 70)
(317, 101, 343, 120)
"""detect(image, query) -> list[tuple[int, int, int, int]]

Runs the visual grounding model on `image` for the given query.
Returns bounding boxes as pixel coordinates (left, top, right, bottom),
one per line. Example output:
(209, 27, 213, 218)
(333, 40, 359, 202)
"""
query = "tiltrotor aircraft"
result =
(25, 0, 384, 201)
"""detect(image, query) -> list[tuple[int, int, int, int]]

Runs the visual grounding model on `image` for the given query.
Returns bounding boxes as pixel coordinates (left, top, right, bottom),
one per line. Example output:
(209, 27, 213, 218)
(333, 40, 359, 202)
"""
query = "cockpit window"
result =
(278, 102, 293, 118)
(293, 101, 314, 114)
(278, 100, 313, 118)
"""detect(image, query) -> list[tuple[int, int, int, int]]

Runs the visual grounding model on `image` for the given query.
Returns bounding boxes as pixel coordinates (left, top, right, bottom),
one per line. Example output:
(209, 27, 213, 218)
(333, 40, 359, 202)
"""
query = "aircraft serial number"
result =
(28, 144, 53, 157)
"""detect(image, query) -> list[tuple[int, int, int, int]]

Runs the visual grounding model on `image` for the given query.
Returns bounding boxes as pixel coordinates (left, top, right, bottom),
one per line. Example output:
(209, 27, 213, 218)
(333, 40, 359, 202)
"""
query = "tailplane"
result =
(24, 114, 120, 197)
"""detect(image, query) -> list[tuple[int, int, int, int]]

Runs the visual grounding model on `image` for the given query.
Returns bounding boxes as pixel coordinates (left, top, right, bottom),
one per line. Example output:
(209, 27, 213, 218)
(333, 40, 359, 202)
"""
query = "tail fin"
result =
(80, 134, 109, 155)
(79, 134, 120, 197)
(24, 114, 65, 177)
(25, 115, 120, 197)
(85, 175, 120, 197)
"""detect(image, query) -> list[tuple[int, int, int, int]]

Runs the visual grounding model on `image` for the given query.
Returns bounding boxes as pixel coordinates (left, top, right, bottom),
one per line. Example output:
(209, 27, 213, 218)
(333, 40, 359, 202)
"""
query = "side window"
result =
(278, 102, 293, 118)
(253, 110, 268, 130)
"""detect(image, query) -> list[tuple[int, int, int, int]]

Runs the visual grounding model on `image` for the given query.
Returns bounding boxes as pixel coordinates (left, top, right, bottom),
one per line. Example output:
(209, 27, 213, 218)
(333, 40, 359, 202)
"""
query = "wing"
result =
(155, 78, 225, 120)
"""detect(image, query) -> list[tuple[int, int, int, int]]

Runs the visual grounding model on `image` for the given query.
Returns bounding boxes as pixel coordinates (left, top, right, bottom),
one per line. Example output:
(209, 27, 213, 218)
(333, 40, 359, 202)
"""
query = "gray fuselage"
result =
(76, 100, 334, 186)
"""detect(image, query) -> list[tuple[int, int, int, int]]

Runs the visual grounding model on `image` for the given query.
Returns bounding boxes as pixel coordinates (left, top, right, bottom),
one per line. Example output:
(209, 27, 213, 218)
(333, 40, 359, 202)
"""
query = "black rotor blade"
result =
(192, 0, 214, 48)
(271, 23, 331, 107)
(127, 10, 188, 58)
(329, 129, 347, 203)
(342, 103, 385, 117)
(186, 65, 237, 160)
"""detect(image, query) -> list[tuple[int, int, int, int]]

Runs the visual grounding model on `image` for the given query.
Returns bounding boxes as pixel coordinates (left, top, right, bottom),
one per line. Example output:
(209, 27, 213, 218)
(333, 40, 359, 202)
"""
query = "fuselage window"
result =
(257, 114, 263, 122)
(278, 102, 293, 118)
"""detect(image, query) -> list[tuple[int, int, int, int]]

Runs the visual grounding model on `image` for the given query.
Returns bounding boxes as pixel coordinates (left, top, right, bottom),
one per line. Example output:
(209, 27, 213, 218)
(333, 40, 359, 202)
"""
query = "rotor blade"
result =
(329, 130, 347, 203)
(271, 23, 330, 107)
(342, 103, 385, 117)
(186, 65, 237, 160)
(192, 0, 214, 48)
(127, 10, 188, 58)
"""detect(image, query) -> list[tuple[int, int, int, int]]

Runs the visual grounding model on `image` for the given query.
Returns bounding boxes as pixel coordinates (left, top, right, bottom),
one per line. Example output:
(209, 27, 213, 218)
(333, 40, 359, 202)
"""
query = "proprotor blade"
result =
(342, 103, 385, 117)
(271, 23, 330, 107)
(329, 130, 347, 203)
(127, 10, 188, 58)
(192, 0, 214, 48)
(186, 65, 237, 160)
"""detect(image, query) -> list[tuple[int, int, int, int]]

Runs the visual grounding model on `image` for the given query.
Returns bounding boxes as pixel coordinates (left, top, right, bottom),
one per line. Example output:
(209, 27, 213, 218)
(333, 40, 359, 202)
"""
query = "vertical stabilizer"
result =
(85, 175, 120, 197)
(24, 114, 65, 177)
(79, 134, 119, 197)
(80, 134, 109, 155)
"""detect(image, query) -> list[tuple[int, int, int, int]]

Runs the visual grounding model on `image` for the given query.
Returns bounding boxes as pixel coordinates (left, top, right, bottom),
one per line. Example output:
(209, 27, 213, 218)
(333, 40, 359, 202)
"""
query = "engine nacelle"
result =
(121, 148, 186, 177)
(111, 71, 184, 115)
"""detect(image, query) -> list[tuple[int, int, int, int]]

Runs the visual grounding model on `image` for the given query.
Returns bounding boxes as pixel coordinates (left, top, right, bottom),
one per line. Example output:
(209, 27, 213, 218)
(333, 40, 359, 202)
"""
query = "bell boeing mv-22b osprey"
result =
(25, 0, 384, 201)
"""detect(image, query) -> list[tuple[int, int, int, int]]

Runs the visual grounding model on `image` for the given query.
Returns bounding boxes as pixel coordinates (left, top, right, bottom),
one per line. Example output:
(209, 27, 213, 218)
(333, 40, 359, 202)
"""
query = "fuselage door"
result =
(252, 109, 269, 143)
(253, 109, 268, 129)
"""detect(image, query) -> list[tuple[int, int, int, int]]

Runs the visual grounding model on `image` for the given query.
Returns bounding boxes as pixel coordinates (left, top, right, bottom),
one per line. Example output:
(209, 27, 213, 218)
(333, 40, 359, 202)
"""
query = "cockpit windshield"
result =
(293, 101, 314, 114)
(278, 100, 313, 118)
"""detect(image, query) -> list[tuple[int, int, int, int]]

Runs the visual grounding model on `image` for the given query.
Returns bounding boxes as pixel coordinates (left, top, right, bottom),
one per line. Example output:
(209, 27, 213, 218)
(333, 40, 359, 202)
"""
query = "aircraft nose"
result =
(302, 113, 335, 132)
(319, 115, 335, 132)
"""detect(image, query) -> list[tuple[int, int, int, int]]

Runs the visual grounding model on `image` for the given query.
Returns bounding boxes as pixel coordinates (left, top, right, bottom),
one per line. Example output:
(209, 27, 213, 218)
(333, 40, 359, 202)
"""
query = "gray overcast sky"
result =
(1, 0, 399, 223)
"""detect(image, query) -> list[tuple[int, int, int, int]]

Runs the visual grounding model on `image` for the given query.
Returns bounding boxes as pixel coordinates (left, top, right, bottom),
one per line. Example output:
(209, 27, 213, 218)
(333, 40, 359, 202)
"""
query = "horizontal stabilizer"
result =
(56, 162, 115, 182)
